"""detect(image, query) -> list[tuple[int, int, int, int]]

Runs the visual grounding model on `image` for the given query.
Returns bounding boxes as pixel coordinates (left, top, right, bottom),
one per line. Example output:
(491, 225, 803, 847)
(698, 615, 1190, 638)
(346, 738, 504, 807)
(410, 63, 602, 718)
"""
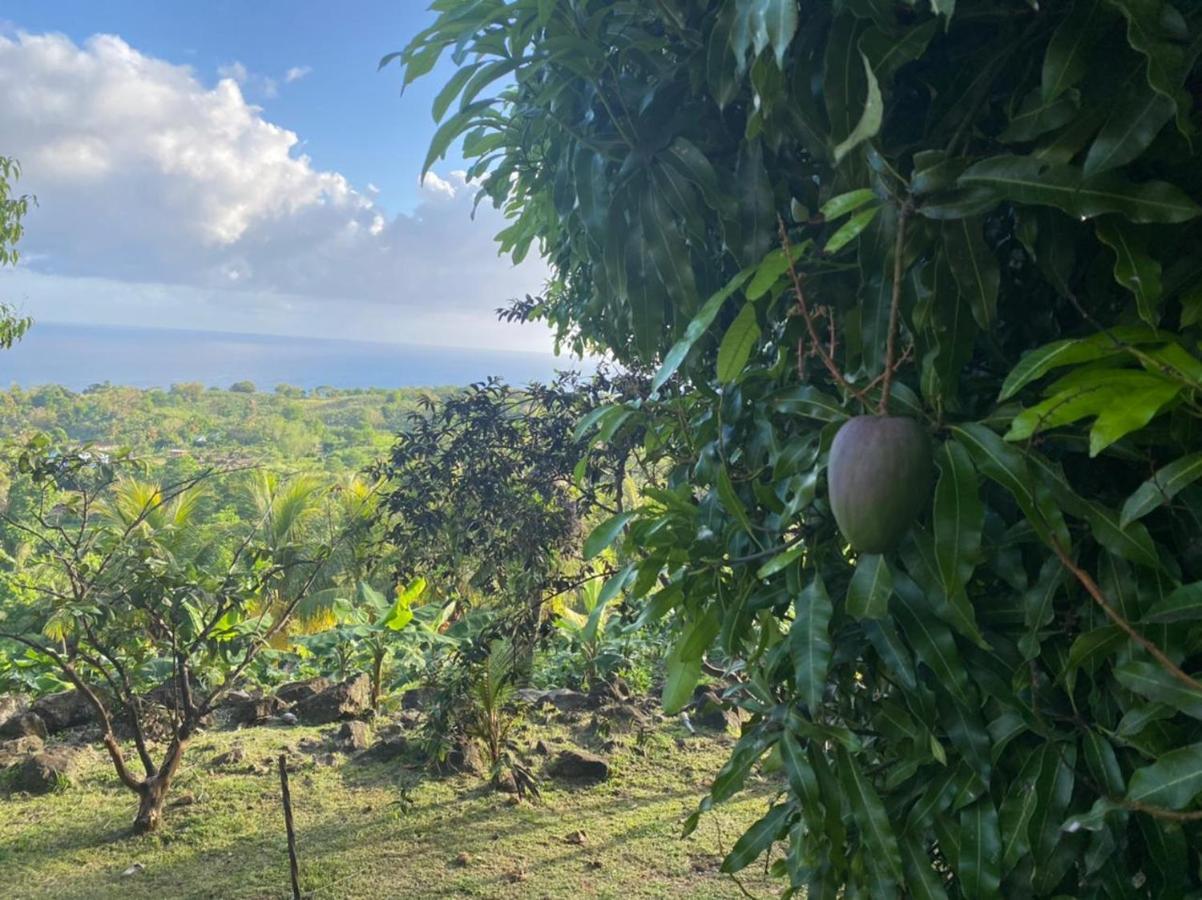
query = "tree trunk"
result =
(134, 774, 171, 834)
(370, 649, 384, 712)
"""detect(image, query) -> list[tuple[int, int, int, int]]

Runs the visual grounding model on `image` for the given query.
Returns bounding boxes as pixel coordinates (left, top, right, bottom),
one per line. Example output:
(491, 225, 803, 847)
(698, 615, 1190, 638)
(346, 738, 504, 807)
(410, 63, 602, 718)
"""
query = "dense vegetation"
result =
(397, 1, 1202, 897)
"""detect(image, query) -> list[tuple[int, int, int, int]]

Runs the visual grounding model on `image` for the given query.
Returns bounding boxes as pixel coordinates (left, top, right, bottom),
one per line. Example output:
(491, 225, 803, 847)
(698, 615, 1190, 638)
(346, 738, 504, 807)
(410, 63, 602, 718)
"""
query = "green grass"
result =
(0, 714, 780, 899)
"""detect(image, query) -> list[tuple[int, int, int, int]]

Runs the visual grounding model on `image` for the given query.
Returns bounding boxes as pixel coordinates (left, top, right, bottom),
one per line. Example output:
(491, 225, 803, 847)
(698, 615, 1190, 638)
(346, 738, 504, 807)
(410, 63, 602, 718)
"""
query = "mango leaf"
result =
(825, 204, 881, 254)
(746, 243, 806, 299)
(999, 746, 1047, 871)
(998, 325, 1165, 400)
(1084, 502, 1161, 570)
(716, 303, 760, 383)
(1126, 742, 1202, 810)
(999, 87, 1080, 143)
(832, 52, 882, 164)
(1115, 660, 1202, 720)
(1084, 86, 1175, 176)
(772, 385, 850, 421)
(790, 573, 833, 714)
(717, 466, 754, 536)
(652, 268, 754, 393)
(1144, 582, 1202, 625)
(756, 542, 805, 579)
(900, 832, 950, 900)
(933, 441, 984, 604)
(780, 729, 821, 815)
(583, 511, 635, 560)
(836, 745, 904, 890)
(1104, 0, 1199, 137)
(847, 553, 892, 620)
(1095, 217, 1163, 325)
(1041, 0, 1114, 101)
(957, 798, 1001, 898)
(820, 187, 878, 221)
(958, 155, 1202, 224)
(663, 609, 721, 713)
(1120, 452, 1202, 527)
(1031, 743, 1077, 865)
(893, 574, 972, 708)
(721, 802, 794, 873)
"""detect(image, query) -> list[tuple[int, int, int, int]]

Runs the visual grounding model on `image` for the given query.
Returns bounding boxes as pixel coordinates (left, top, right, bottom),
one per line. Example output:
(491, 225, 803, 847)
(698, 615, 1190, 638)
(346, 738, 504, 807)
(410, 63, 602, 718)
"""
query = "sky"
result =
(0, 1, 556, 353)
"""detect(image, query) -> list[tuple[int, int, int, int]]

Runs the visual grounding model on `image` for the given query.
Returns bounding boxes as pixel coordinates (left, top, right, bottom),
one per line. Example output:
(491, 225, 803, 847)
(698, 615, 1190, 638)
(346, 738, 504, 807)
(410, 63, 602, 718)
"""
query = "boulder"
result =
(364, 735, 410, 762)
(336, 720, 371, 753)
(224, 691, 286, 726)
(547, 748, 610, 783)
(294, 675, 371, 724)
(400, 686, 437, 711)
(691, 690, 740, 733)
(0, 693, 27, 727)
(209, 745, 247, 770)
(276, 677, 331, 706)
(31, 690, 95, 733)
(13, 748, 80, 794)
(0, 734, 44, 768)
(0, 711, 47, 741)
(440, 738, 485, 776)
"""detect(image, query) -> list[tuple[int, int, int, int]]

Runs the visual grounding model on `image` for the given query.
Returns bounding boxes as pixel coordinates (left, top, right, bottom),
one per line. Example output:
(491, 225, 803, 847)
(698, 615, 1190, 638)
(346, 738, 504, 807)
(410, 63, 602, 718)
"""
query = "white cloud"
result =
(0, 32, 554, 352)
(284, 65, 311, 83)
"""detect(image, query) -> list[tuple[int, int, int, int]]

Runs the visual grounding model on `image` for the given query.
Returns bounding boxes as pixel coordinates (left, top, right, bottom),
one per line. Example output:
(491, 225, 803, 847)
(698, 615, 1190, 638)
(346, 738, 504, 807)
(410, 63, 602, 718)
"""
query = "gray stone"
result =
(294, 674, 371, 724)
(691, 690, 740, 733)
(0, 734, 44, 768)
(0, 694, 27, 728)
(14, 748, 80, 794)
(30, 691, 95, 733)
(547, 748, 610, 783)
(336, 720, 371, 752)
(0, 711, 47, 740)
(276, 677, 331, 706)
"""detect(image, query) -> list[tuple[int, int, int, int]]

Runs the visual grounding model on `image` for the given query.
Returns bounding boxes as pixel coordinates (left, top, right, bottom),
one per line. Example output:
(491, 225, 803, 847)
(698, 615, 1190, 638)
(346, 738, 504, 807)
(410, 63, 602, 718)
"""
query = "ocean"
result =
(0, 323, 585, 391)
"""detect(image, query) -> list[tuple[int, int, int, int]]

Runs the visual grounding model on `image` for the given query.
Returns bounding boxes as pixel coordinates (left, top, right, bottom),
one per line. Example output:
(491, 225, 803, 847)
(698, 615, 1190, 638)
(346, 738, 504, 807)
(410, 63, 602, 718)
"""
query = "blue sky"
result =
(3, 0, 464, 215)
(0, 2, 552, 352)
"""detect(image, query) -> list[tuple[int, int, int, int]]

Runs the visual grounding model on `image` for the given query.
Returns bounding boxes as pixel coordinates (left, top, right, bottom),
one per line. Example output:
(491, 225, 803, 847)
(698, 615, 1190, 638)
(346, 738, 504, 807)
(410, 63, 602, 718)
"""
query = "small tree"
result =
(0, 439, 337, 832)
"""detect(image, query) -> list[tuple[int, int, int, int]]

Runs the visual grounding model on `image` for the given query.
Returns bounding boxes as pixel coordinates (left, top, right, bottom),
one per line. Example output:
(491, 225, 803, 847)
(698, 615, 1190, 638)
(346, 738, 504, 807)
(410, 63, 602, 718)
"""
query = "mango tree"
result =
(398, 2, 1202, 895)
(0, 440, 338, 832)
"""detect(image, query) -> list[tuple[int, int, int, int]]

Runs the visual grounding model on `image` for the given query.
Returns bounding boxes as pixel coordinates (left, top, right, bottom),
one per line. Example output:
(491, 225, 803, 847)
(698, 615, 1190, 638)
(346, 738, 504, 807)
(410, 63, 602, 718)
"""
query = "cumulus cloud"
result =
(284, 65, 311, 83)
(0, 31, 552, 352)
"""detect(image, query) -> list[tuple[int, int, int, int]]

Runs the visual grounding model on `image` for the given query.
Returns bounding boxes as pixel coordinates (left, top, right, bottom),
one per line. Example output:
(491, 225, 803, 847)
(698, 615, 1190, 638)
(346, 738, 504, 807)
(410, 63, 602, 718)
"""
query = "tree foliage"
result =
(399, 1, 1202, 895)
(0, 156, 33, 349)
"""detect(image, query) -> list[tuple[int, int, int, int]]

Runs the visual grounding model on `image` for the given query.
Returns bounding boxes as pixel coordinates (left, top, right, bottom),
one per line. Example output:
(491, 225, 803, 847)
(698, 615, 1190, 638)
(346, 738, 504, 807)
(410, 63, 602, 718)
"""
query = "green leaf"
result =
(583, 512, 635, 560)
(1144, 582, 1202, 625)
(1121, 453, 1202, 527)
(1104, 0, 1200, 137)
(790, 574, 833, 714)
(941, 218, 999, 329)
(663, 611, 721, 714)
(893, 574, 973, 708)
(746, 244, 806, 300)
(999, 746, 1046, 871)
(1041, 0, 1113, 101)
(999, 87, 1080, 143)
(998, 326, 1166, 400)
(717, 466, 754, 536)
(825, 204, 881, 254)
(819, 188, 878, 220)
(431, 62, 481, 123)
(832, 52, 882, 164)
(933, 441, 984, 607)
(780, 729, 821, 814)
(836, 745, 904, 889)
(1084, 86, 1175, 176)
(421, 99, 494, 178)
(957, 798, 1001, 898)
(1115, 660, 1202, 720)
(652, 268, 755, 393)
(756, 542, 804, 579)
(958, 155, 1202, 224)
(901, 832, 950, 900)
(716, 303, 761, 383)
(1126, 742, 1202, 810)
(772, 385, 849, 421)
(720, 802, 794, 873)
(763, 0, 800, 67)
(847, 554, 892, 620)
(1095, 218, 1163, 325)
(1085, 501, 1162, 570)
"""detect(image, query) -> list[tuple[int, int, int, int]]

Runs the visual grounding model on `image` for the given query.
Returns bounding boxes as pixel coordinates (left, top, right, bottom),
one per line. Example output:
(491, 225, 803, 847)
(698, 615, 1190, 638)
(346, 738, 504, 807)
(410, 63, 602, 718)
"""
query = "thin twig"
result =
(879, 201, 913, 416)
(278, 754, 302, 900)
(1049, 539, 1202, 693)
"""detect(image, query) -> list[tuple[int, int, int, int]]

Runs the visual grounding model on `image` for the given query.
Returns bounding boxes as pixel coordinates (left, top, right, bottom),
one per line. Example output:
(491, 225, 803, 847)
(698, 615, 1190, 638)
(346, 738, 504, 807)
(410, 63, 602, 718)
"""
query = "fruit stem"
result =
(879, 199, 912, 417)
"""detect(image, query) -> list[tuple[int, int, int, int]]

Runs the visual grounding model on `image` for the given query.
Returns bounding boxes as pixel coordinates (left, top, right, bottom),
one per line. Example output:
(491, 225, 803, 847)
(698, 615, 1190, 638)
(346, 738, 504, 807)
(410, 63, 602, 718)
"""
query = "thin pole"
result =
(278, 753, 301, 900)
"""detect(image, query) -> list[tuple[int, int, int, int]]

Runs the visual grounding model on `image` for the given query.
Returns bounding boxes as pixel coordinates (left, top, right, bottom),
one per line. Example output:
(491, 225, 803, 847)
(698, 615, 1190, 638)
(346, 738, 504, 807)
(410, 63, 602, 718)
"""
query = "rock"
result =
(280, 712, 298, 726)
(168, 791, 197, 808)
(294, 674, 371, 724)
(364, 735, 410, 762)
(494, 770, 519, 794)
(533, 739, 551, 756)
(400, 686, 436, 711)
(275, 677, 331, 706)
(336, 721, 371, 753)
(14, 748, 80, 794)
(0, 693, 28, 728)
(442, 738, 485, 776)
(514, 688, 547, 705)
(546, 688, 591, 712)
(0, 711, 47, 741)
(547, 748, 610, 783)
(121, 863, 145, 877)
(691, 690, 740, 732)
(209, 745, 246, 769)
(565, 829, 587, 845)
(454, 851, 472, 867)
(0, 734, 44, 768)
(30, 690, 95, 733)
(224, 692, 285, 726)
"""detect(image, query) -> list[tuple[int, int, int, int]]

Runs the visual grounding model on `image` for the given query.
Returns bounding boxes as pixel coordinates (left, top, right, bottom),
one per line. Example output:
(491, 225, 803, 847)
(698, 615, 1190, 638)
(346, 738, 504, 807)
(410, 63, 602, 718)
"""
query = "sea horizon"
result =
(0, 321, 587, 391)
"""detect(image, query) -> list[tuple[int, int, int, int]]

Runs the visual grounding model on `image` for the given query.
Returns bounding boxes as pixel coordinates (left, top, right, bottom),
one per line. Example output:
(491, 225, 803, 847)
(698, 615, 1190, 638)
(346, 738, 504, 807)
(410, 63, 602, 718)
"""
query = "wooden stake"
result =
(278, 753, 301, 900)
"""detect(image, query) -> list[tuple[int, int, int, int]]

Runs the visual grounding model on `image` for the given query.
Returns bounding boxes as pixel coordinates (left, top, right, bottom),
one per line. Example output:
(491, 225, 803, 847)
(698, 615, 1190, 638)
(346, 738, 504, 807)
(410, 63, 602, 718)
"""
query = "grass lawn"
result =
(0, 712, 781, 899)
